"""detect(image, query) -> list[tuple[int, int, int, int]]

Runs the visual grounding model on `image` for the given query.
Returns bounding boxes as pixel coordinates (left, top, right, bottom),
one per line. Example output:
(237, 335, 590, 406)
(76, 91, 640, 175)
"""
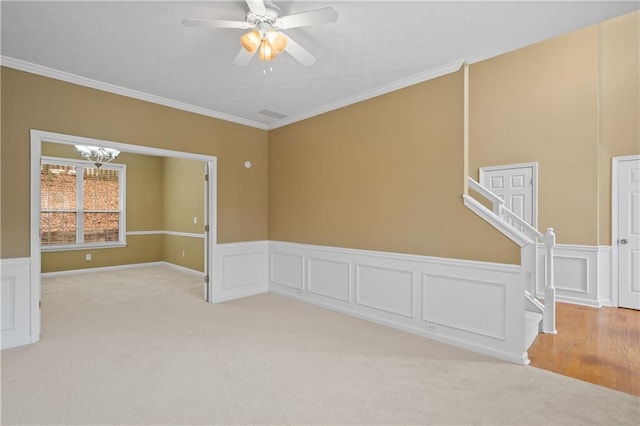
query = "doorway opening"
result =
(30, 130, 218, 344)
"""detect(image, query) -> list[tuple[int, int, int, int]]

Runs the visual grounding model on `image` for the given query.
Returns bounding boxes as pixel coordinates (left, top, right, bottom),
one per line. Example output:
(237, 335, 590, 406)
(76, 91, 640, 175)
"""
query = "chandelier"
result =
(75, 145, 120, 168)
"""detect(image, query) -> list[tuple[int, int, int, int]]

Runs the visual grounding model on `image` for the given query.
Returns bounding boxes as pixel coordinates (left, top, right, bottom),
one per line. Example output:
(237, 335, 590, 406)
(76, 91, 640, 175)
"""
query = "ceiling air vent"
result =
(258, 109, 288, 119)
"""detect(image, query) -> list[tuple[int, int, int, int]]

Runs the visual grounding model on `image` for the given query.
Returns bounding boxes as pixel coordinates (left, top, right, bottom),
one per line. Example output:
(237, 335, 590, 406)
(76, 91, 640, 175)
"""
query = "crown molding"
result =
(268, 59, 466, 130)
(2, 55, 464, 132)
(0, 56, 270, 131)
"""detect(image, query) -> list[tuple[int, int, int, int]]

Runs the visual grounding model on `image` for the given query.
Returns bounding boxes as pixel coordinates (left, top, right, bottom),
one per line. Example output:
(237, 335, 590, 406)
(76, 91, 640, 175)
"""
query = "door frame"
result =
(611, 154, 640, 308)
(30, 129, 218, 343)
(479, 162, 538, 229)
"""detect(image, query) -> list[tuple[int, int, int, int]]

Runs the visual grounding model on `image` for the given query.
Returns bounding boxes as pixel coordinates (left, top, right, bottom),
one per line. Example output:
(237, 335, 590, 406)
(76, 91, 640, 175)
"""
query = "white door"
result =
(617, 157, 640, 310)
(480, 163, 537, 229)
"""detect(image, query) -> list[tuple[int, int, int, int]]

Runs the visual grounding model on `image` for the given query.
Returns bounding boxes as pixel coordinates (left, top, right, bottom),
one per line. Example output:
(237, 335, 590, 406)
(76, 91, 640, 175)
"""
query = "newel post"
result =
(543, 228, 557, 334)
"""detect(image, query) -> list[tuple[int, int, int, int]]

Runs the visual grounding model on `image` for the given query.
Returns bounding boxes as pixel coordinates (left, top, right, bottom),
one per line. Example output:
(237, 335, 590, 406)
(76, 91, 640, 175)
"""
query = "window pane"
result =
(40, 212, 77, 245)
(84, 212, 120, 243)
(41, 164, 76, 210)
(84, 167, 120, 210)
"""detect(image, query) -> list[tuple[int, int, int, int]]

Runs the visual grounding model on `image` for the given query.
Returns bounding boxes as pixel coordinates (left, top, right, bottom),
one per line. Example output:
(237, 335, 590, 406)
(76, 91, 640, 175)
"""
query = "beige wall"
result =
(1, 67, 269, 260)
(470, 11, 639, 247)
(269, 11, 638, 264)
(162, 157, 206, 272)
(598, 12, 640, 244)
(269, 70, 518, 264)
(2, 11, 637, 269)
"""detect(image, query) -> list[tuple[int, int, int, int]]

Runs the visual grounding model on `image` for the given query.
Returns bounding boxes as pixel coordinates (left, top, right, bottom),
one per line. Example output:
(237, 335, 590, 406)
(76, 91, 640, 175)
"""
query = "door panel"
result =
(480, 164, 535, 228)
(618, 158, 640, 310)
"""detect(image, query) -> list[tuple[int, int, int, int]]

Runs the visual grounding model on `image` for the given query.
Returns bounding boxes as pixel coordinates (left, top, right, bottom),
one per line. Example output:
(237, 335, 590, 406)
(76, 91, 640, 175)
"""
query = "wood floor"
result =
(528, 302, 640, 396)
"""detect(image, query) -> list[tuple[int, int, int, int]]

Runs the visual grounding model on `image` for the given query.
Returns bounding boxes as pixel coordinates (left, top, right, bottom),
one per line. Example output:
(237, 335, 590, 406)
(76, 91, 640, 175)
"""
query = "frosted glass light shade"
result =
(266, 31, 287, 54)
(240, 30, 261, 53)
(259, 39, 275, 61)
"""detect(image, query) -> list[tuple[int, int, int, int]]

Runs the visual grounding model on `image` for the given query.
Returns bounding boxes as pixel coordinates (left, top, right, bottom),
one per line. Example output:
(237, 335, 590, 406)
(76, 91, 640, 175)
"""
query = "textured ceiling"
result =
(2, 1, 638, 129)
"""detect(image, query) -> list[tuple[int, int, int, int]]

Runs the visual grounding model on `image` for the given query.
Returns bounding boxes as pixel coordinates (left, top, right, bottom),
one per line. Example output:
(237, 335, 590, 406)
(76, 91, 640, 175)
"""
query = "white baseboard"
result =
(268, 241, 528, 365)
(536, 244, 612, 307)
(1, 258, 33, 350)
(41, 261, 167, 278)
(162, 262, 204, 277)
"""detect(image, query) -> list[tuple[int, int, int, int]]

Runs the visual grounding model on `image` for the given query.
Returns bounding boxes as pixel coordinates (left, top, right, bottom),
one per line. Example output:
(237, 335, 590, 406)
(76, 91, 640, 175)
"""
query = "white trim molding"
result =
(535, 244, 612, 307)
(1, 56, 269, 130)
(268, 241, 528, 365)
(41, 261, 204, 279)
(126, 230, 205, 239)
(1, 258, 34, 349)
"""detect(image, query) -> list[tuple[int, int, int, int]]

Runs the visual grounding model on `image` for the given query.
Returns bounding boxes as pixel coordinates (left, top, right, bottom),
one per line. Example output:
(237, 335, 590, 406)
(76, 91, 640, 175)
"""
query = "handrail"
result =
(467, 177, 544, 241)
(467, 177, 504, 208)
(502, 209, 545, 241)
(465, 175, 556, 336)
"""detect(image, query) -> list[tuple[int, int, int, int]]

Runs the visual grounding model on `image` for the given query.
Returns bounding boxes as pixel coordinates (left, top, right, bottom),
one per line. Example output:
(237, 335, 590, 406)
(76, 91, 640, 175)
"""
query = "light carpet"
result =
(1, 265, 638, 425)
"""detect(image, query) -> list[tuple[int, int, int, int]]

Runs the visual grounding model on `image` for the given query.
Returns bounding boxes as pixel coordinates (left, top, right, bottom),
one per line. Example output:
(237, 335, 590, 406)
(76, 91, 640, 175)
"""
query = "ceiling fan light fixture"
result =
(240, 29, 261, 53)
(266, 30, 287, 54)
(259, 39, 276, 61)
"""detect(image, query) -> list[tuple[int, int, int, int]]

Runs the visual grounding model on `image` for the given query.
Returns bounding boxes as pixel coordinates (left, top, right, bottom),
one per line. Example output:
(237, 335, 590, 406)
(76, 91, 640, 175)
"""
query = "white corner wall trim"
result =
(536, 244, 612, 307)
(0, 56, 269, 130)
(269, 59, 465, 129)
(268, 241, 528, 364)
(1, 258, 33, 350)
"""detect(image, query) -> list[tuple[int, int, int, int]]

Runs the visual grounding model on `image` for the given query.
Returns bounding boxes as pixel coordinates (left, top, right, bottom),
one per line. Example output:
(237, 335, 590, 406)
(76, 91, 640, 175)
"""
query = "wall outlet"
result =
(182, 250, 186, 258)
(193, 217, 198, 224)
(296, 290, 302, 296)
(85, 253, 92, 261)
(425, 322, 438, 333)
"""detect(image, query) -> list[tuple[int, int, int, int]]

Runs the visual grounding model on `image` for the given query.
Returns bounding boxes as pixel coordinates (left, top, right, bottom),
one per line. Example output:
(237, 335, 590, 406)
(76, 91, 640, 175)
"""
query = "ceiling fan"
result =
(183, 0, 337, 67)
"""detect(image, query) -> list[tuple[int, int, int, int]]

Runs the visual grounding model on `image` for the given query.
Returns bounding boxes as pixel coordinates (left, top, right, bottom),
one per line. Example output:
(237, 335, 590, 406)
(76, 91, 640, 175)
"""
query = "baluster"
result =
(543, 228, 557, 333)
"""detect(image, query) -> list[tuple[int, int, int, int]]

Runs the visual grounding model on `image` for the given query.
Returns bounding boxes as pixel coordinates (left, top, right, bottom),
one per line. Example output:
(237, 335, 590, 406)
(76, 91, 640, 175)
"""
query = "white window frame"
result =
(40, 155, 127, 251)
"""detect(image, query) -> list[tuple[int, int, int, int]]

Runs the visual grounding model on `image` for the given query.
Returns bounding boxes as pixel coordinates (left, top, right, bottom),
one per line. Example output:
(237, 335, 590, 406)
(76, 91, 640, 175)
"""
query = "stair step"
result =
(525, 311, 543, 350)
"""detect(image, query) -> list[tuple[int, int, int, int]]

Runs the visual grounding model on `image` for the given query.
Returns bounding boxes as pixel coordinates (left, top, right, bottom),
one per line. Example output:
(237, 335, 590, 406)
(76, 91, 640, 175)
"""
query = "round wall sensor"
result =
(244, 161, 252, 169)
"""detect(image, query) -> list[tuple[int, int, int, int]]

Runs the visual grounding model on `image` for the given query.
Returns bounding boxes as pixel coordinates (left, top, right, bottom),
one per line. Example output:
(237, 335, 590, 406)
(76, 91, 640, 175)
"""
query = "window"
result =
(40, 156, 126, 250)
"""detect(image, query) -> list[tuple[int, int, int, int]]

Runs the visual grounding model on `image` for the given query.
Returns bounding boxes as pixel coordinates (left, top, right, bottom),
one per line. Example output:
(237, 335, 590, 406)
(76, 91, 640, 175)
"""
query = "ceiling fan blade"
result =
(283, 34, 315, 67)
(182, 18, 250, 29)
(246, 0, 267, 16)
(233, 48, 255, 66)
(278, 7, 338, 29)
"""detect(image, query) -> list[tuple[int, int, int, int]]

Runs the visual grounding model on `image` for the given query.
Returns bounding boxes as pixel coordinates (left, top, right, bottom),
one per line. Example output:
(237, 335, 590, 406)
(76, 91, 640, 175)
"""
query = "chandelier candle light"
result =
(75, 145, 120, 168)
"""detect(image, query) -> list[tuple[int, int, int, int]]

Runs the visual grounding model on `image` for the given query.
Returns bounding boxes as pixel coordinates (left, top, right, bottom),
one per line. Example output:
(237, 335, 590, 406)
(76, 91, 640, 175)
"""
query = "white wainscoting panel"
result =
(356, 265, 414, 317)
(308, 258, 350, 302)
(536, 244, 611, 307)
(423, 274, 505, 340)
(268, 241, 527, 364)
(270, 252, 304, 290)
(214, 241, 268, 303)
(1, 258, 32, 349)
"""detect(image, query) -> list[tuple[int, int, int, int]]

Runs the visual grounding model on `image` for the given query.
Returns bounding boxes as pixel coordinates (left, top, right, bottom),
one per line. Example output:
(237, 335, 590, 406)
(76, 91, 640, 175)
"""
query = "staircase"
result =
(464, 177, 557, 351)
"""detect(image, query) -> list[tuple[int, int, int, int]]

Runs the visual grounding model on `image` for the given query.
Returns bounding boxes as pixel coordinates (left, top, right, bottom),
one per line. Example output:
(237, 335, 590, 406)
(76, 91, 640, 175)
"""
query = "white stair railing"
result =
(465, 177, 556, 334)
